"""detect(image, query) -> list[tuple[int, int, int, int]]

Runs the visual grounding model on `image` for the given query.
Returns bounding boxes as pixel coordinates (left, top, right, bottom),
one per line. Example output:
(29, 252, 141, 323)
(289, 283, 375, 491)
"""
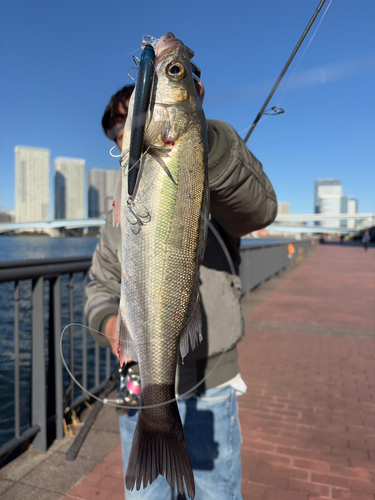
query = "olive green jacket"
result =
(85, 119, 277, 392)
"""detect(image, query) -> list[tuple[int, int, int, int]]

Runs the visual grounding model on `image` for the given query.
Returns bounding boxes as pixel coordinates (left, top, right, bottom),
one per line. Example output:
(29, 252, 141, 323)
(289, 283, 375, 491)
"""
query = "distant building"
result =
(314, 179, 342, 227)
(88, 169, 105, 218)
(0, 207, 15, 223)
(54, 157, 85, 220)
(15, 146, 50, 223)
(277, 202, 290, 215)
(347, 197, 358, 229)
(340, 195, 349, 228)
(88, 168, 118, 218)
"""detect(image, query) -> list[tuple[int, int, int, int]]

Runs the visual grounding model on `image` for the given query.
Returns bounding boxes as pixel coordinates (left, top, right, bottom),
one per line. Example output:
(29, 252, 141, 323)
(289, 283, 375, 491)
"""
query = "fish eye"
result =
(166, 62, 185, 81)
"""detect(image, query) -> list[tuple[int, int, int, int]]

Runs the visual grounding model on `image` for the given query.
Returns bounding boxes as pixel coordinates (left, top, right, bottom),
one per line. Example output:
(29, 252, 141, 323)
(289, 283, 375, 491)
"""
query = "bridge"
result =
(0, 213, 373, 235)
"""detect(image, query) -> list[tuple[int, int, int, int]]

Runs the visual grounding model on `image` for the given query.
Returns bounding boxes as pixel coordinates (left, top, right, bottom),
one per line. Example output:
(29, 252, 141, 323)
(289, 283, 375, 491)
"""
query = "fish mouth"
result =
(155, 32, 193, 66)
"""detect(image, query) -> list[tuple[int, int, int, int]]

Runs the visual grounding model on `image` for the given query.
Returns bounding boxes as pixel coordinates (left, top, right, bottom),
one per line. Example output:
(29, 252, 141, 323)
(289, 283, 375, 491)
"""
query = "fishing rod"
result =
(244, 0, 327, 143)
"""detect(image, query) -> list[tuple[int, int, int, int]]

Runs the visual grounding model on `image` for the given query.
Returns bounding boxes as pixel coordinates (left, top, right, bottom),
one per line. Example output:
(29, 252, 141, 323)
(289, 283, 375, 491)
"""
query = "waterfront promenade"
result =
(0, 242, 374, 499)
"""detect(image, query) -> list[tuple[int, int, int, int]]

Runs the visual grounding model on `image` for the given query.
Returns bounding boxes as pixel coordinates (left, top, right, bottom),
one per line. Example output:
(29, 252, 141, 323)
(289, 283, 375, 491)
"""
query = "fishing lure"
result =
(128, 43, 156, 195)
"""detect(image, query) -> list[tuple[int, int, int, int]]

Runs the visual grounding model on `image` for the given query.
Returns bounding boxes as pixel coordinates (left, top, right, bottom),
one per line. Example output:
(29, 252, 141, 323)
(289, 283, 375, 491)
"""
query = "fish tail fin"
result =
(125, 402, 195, 499)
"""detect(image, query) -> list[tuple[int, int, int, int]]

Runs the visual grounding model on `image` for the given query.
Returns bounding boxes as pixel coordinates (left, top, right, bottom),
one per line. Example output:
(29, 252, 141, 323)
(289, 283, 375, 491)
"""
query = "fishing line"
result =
(60, 210, 237, 410)
(60, 323, 230, 411)
(274, 0, 334, 110)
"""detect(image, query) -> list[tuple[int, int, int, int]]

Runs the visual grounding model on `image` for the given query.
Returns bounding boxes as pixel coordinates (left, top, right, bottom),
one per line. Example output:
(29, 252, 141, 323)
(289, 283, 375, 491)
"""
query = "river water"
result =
(0, 235, 99, 261)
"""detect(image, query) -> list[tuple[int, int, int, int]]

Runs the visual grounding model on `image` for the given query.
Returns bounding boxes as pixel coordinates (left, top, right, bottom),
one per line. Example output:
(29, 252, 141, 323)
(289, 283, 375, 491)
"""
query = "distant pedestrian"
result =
(340, 235, 344, 244)
(362, 231, 370, 251)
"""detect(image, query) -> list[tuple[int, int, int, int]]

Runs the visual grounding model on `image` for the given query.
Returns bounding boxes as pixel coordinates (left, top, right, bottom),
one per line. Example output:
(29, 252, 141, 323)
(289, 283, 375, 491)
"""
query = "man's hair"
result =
(102, 84, 135, 138)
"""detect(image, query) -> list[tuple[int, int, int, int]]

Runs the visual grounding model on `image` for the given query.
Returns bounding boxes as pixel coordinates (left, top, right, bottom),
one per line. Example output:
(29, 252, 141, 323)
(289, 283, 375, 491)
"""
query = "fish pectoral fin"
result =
(116, 311, 138, 364)
(179, 296, 203, 359)
(112, 169, 122, 227)
(149, 147, 177, 185)
(144, 114, 166, 147)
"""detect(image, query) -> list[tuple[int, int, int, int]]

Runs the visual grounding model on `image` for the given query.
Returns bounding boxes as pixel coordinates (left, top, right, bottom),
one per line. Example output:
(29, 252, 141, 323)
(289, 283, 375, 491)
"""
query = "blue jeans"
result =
(119, 385, 243, 499)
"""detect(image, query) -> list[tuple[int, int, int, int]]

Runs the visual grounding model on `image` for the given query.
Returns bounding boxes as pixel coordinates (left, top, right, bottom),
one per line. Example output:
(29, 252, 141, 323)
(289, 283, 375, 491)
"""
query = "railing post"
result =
(69, 274, 74, 404)
(53, 276, 64, 439)
(82, 271, 88, 391)
(14, 281, 20, 438)
(31, 276, 47, 451)
(106, 347, 111, 379)
(95, 343, 100, 387)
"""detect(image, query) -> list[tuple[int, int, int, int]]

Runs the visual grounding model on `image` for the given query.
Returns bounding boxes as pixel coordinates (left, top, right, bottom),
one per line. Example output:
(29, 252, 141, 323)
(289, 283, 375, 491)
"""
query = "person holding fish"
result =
(85, 33, 277, 499)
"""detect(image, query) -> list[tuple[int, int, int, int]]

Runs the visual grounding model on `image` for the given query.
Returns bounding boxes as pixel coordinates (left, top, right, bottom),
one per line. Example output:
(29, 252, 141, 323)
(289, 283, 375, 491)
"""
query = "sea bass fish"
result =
(112, 33, 209, 498)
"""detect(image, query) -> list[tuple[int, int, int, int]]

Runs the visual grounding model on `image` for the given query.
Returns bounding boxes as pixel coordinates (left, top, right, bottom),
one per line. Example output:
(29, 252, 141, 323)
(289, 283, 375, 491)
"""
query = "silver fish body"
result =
(113, 33, 209, 498)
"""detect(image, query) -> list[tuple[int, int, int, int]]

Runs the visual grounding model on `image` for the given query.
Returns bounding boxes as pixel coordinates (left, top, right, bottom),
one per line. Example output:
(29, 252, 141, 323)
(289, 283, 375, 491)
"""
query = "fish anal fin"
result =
(179, 296, 203, 359)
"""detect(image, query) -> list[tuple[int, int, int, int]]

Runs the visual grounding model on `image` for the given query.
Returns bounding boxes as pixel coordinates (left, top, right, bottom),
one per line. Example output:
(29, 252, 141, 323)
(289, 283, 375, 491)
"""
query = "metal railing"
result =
(240, 238, 316, 295)
(0, 238, 316, 465)
(0, 256, 115, 465)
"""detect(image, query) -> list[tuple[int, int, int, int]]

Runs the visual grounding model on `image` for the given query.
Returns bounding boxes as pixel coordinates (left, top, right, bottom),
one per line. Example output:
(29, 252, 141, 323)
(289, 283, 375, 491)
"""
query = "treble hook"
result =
(110, 147, 129, 159)
(133, 55, 140, 67)
(127, 67, 139, 81)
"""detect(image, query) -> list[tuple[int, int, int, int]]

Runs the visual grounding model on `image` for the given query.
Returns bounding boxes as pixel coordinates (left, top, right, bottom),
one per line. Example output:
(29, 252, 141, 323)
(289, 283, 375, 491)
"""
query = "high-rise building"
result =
(15, 146, 50, 223)
(54, 157, 85, 220)
(88, 169, 105, 218)
(340, 195, 349, 228)
(347, 197, 358, 229)
(88, 168, 118, 218)
(314, 179, 342, 227)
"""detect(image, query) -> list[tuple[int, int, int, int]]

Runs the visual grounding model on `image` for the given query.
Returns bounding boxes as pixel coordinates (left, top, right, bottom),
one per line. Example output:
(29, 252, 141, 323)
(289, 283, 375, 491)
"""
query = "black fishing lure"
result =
(128, 44, 155, 196)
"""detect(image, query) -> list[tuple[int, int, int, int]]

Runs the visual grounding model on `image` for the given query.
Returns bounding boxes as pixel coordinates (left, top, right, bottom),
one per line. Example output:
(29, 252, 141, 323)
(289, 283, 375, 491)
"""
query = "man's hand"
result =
(105, 315, 132, 363)
(105, 316, 118, 358)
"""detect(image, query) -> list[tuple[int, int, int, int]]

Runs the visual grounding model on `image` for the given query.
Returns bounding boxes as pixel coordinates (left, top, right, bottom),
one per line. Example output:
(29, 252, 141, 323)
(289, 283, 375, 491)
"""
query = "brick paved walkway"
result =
(61, 243, 375, 500)
(239, 244, 375, 500)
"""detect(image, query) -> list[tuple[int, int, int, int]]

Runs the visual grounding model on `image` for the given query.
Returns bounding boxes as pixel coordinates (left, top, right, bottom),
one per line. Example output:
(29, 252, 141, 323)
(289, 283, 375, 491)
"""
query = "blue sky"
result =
(0, 0, 374, 216)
